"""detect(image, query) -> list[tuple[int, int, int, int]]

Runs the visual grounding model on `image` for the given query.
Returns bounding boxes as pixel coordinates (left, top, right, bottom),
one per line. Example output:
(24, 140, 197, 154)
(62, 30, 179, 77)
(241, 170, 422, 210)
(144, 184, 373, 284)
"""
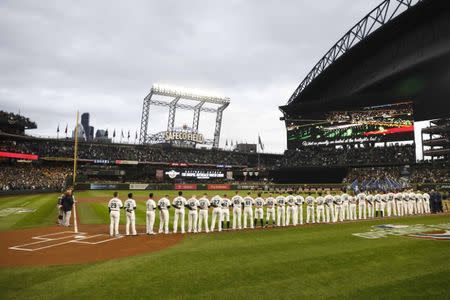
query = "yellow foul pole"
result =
(72, 110, 79, 233)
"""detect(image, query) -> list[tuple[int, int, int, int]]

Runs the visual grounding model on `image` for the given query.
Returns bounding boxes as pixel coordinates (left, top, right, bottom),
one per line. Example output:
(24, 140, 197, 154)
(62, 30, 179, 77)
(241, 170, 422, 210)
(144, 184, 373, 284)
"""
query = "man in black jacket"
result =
(61, 189, 75, 227)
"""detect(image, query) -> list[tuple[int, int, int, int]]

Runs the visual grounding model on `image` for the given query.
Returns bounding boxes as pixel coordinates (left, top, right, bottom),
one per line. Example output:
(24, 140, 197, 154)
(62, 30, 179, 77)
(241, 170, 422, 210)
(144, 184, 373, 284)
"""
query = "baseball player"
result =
(415, 192, 424, 214)
(402, 190, 410, 215)
(210, 194, 223, 232)
(231, 191, 243, 230)
(275, 194, 286, 226)
(423, 191, 431, 214)
(124, 193, 137, 236)
(198, 194, 210, 233)
(108, 191, 123, 236)
(333, 193, 344, 222)
(242, 192, 254, 229)
(366, 192, 374, 218)
(172, 191, 187, 234)
(357, 191, 366, 220)
(57, 193, 64, 225)
(408, 191, 416, 215)
(254, 193, 265, 227)
(305, 193, 315, 224)
(158, 194, 171, 234)
(286, 192, 298, 226)
(221, 194, 232, 230)
(348, 195, 357, 221)
(315, 192, 325, 223)
(341, 191, 350, 220)
(186, 195, 199, 233)
(324, 192, 334, 223)
(146, 193, 157, 235)
(265, 194, 277, 226)
(395, 190, 403, 217)
(386, 191, 395, 217)
(374, 192, 383, 218)
(296, 193, 304, 225)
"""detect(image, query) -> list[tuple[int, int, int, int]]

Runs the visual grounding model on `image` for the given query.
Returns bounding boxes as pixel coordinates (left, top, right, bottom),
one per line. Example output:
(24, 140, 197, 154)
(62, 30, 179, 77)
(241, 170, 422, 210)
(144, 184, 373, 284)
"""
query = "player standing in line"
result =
(385, 191, 394, 217)
(146, 193, 157, 235)
(243, 192, 254, 229)
(231, 191, 243, 230)
(265, 194, 277, 227)
(108, 191, 123, 237)
(395, 190, 404, 217)
(172, 191, 187, 234)
(285, 191, 297, 226)
(333, 193, 344, 222)
(275, 194, 286, 226)
(158, 194, 171, 234)
(348, 195, 357, 220)
(254, 193, 265, 228)
(324, 191, 334, 223)
(374, 191, 383, 218)
(341, 190, 350, 220)
(210, 194, 223, 232)
(198, 194, 210, 233)
(124, 193, 137, 236)
(357, 191, 366, 220)
(402, 190, 410, 215)
(186, 195, 199, 233)
(416, 191, 424, 214)
(296, 192, 304, 225)
(221, 194, 231, 230)
(423, 191, 431, 214)
(315, 192, 325, 223)
(408, 190, 416, 215)
(366, 192, 374, 219)
(305, 192, 316, 224)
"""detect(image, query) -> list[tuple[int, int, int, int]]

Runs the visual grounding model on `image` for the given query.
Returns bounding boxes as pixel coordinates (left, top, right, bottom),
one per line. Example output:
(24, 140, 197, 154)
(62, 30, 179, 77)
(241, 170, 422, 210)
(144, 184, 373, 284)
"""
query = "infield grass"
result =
(0, 191, 449, 300)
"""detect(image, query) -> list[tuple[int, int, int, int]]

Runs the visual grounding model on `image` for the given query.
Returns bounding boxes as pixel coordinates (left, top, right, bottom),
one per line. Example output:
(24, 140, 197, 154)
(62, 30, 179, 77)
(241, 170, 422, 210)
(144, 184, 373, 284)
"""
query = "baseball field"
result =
(1, 190, 449, 299)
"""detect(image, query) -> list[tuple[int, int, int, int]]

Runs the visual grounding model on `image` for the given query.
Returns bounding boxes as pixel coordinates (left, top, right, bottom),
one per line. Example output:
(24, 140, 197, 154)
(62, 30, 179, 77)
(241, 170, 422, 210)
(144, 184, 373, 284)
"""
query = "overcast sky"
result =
(1, 0, 386, 153)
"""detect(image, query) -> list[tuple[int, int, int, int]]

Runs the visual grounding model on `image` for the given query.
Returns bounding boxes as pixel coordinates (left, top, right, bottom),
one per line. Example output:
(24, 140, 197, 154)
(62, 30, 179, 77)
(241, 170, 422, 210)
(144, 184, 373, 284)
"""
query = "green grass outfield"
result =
(0, 191, 449, 300)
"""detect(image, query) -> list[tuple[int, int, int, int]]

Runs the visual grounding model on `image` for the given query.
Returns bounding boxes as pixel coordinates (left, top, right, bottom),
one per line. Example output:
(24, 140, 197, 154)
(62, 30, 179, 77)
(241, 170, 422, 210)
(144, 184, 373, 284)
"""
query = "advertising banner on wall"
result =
(130, 184, 150, 190)
(115, 160, 139, 165)
(174, 184, 197, 190)
(207, 184, 231, 190)
(90, 184, 121, 190)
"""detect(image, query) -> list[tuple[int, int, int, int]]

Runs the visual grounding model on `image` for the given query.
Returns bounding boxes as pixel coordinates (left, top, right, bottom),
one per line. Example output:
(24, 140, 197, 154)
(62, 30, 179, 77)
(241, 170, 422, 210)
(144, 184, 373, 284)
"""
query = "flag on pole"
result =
(225, 139, 228, 147)
(231, 140, 233, 147)
(135, 131, 138, 139)
(113, 129, 116, 138)
(258, 134, 264, 151)
(127, 130, 130, 139)
(64, 124, 68, 134)
(57, 124, 60, 133)
(105, 129, 109, 137)
(121, 130, 124, 138)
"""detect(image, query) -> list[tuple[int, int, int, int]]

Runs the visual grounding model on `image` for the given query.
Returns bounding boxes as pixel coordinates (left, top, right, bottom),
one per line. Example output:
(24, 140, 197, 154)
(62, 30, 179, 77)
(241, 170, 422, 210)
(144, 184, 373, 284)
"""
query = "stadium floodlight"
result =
(139, 83, 230, 148)
(152, 84, 230, 105)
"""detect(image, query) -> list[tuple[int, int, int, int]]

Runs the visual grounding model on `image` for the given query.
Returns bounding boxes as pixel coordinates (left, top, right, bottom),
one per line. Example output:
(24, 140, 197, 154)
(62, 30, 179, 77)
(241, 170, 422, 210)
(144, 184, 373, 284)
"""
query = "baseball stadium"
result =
(1, 1, 450, 299)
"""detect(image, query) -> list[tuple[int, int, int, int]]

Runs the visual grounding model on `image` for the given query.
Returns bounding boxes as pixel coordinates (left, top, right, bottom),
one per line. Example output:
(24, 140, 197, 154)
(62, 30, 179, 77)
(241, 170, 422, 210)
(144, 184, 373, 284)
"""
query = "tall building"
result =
(81, 113, 90, 139)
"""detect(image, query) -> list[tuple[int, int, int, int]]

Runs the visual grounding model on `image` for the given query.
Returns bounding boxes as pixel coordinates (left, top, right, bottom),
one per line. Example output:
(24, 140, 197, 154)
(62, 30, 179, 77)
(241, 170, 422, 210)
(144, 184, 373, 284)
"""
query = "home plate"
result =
(74, 235, 86, 239)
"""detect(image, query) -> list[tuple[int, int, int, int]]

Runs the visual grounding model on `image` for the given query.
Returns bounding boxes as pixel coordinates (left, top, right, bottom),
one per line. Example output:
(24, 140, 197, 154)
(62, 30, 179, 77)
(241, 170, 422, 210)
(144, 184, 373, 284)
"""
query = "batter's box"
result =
(33, 231, 86, 241)
(71, 234, 123, 244)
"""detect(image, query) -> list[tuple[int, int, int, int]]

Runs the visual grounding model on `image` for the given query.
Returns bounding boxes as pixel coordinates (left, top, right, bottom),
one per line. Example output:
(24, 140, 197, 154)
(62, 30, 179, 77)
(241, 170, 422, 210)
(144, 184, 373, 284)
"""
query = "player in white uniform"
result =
(275, 194, 286, 226)
(108, 192, 123, 236)
(315, 193, 325, 223)
(394, 190, 403, 217)
(324, 192, 334, 223)
(385, 191, 395, 217)
(254, 193, 265, 228)
(158, 195, 171, 234)
(423, 192, 431, 214)
(305, 193, 315, 224)
(357, 191, 366, 219)
(348, 195, 357, 220)
(374, 192, 383, 218)
(366, 192, 374, 219)
(210, 195, 223, 232)
(415, 192, 424, 214)
(265, 194, 276, 226)
(243, 193, 254, 229)
(146, 193, 157, 235)
(296, 193, 304, 225)
(231, 191, 243, 230)
(221, 194, 232, 230)
(172, 191, 187, 234)
(124, 193, 137, 236)
(408, 191, 416, 215)
(341, 192, 350, 220)
(286, 192, 298, 226)
(198, 194, 210, 233)
(402, 191, 410, 215)
(186, 195, 199, 233)
(333, 194, 344, 222)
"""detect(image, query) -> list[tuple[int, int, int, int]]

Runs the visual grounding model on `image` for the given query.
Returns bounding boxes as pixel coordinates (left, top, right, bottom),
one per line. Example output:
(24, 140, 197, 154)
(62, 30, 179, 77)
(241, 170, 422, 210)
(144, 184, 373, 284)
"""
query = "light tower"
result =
(139, 84, 230, 148)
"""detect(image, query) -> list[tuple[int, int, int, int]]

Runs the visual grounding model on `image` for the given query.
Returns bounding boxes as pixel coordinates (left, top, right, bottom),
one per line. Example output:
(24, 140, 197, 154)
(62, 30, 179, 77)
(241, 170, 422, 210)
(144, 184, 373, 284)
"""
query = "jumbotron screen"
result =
(287, 102, 414, 147)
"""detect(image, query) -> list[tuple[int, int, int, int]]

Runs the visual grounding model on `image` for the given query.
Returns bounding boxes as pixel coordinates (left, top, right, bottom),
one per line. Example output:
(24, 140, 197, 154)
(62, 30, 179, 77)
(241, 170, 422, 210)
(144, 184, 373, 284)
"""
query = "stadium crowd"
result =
(0, 164, 70, 191)
(283, 144, 415, 167)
